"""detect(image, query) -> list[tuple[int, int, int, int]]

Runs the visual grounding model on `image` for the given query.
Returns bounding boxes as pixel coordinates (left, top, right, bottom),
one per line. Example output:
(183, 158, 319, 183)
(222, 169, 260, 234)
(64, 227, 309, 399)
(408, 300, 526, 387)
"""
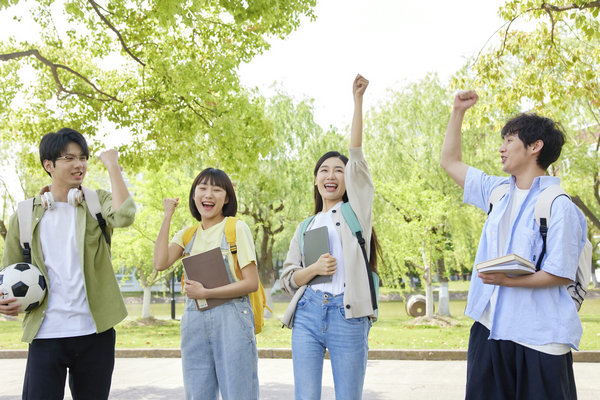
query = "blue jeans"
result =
(292, 286, 371, 400)
(181, 297, 258, 400)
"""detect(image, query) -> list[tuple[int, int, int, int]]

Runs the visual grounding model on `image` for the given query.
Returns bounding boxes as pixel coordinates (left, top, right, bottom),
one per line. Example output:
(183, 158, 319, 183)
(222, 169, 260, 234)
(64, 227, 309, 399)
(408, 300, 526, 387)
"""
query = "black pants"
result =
(466, 322, 577, 400)
(22, 328, 116, 400)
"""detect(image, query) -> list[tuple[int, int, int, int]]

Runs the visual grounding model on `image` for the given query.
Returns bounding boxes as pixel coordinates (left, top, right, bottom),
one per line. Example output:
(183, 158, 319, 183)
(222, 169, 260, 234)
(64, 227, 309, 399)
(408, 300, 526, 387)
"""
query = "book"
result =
(476, 254, 535, 275)
(303, 226, 332, 285)
(181, 247, 232, 310)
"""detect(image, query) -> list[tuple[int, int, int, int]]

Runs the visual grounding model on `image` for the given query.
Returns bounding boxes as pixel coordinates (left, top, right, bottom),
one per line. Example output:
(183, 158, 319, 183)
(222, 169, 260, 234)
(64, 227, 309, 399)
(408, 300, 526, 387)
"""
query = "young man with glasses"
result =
(0, 128, 136, 400)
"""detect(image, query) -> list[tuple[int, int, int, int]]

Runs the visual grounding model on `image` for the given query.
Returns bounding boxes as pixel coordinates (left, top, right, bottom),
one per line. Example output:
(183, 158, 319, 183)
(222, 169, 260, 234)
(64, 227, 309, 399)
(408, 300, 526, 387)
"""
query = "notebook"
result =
(182, 247, 232, 310)
(476, 254, 535, 275)
(303, 225, 332, 285)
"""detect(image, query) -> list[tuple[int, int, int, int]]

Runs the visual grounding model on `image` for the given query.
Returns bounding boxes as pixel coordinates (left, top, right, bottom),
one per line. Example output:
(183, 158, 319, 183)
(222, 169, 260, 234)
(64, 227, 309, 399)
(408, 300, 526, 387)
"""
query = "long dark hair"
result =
(188, 168, 237, 222)
(313, 151, 381, 273)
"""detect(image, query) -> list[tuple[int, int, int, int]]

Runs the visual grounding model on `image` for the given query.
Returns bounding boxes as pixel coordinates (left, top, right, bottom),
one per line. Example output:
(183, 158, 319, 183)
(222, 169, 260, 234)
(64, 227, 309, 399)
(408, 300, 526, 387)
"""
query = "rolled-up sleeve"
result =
(98, 189, 136, 228)
(280, 224, 304, 295)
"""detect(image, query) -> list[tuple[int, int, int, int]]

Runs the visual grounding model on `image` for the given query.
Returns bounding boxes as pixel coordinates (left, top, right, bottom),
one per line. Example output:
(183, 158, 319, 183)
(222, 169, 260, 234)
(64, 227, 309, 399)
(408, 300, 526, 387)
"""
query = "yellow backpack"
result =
(182, 217, 270, 334)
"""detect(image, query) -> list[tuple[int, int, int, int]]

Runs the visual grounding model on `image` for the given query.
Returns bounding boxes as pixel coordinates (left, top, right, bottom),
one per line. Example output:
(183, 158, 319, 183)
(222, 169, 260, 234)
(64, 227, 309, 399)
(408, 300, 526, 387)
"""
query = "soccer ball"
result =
(0, 263, 47, 312)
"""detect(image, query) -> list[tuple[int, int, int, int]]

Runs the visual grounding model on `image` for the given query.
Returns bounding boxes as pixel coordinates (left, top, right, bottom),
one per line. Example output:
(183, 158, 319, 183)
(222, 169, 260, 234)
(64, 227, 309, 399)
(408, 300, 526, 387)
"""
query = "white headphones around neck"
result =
(40, 186, 83, 210)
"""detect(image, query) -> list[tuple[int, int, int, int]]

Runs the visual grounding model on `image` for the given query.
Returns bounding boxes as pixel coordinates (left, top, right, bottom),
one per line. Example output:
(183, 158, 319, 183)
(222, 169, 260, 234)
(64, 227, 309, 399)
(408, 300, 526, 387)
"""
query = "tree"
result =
(236, 92, 346, 285)
(458, 0, 600, 282)
(110, 161, 192, 318)
(366, 75, 496, 317)
(0, 0, 317, 173)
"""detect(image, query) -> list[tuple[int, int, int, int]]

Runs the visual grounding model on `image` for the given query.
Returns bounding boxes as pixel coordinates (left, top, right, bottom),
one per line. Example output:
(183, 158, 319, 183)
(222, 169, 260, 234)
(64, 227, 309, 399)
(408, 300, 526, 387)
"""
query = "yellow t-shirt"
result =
(171, 217, 257, 281)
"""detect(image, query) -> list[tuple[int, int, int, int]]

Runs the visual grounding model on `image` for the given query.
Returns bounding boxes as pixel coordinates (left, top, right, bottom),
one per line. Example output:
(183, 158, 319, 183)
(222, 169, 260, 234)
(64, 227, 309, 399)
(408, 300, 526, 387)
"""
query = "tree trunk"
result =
(422, 241, 434, 318)
(436, 258, 450, 316)
(141, 286, 152, 319)
(437, 281, 450, 316)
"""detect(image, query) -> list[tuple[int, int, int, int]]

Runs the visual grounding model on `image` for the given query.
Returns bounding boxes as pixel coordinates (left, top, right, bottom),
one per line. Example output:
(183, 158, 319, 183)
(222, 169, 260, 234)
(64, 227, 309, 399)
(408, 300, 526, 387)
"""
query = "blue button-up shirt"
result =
(463, 167, 586, 349)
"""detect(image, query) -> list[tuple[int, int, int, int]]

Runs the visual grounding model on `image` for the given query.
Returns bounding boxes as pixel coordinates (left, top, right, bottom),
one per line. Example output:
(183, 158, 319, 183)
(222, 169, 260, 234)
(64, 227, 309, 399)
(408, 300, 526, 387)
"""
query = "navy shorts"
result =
(466, 322, 576, 400)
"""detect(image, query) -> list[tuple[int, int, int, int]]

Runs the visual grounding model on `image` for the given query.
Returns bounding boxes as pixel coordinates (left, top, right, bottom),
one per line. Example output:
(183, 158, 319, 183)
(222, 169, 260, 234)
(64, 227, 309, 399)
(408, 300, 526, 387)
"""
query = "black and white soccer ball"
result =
(0, 263, 47, 312)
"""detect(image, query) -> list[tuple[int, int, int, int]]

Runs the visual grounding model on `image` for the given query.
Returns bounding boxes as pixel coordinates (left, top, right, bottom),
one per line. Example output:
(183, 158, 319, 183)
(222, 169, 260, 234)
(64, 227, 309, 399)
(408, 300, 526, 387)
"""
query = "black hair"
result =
(39, 128, 90, 177)
(189, 168, 237, 222)
(501, 113, 565, 170)
(312, 151, 381, 273)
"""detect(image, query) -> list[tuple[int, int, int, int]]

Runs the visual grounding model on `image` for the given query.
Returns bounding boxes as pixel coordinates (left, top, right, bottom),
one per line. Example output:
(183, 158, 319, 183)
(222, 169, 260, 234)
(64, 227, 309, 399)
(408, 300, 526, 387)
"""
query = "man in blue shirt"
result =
(440, 91, 587, 399)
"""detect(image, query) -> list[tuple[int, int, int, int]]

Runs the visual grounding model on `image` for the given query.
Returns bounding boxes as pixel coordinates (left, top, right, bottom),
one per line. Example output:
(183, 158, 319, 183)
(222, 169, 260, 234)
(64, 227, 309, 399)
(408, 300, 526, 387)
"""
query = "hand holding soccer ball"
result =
(0, 263, 47, 315)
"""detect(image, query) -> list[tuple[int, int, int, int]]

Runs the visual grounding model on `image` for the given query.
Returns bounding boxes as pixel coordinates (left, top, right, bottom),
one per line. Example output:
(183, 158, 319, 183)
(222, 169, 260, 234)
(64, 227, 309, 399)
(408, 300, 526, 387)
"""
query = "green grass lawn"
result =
(2, 297, 599, 351)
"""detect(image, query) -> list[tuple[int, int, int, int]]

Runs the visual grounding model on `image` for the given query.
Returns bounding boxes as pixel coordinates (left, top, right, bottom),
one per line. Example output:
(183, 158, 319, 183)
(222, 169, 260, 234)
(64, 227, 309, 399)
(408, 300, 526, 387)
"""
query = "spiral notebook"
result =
(182, 247, 232, 310)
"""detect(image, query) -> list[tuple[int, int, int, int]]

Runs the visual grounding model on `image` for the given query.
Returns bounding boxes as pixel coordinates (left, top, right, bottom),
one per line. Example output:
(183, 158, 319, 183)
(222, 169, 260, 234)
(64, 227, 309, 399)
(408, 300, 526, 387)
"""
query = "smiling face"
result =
(499, 133, 541, 176)
(193, 179, 229, 227)
(43, 142, 87, 190)
(315, 156, 346, 210)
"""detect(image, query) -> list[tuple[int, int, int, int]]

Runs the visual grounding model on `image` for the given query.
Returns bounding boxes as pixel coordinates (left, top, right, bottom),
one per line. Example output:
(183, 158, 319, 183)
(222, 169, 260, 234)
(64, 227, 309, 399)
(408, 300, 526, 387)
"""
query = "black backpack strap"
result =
(535, 218, 548, 271)
(356, 230, 378, 310)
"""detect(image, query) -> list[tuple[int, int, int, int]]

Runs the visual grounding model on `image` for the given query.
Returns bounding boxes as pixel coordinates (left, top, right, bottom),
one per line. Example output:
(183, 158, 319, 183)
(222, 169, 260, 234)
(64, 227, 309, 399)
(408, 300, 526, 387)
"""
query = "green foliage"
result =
(111, 161, 193, 289)
(0, 0, 317, 173)
(236, 92, 346, 284)
(458, 0, 600, 256)
(366, 75, 488, 285)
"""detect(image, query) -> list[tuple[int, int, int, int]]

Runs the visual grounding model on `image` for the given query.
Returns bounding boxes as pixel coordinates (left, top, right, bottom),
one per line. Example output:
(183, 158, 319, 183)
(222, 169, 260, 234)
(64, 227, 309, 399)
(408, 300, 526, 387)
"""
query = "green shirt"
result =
(1, 189, 136, 343)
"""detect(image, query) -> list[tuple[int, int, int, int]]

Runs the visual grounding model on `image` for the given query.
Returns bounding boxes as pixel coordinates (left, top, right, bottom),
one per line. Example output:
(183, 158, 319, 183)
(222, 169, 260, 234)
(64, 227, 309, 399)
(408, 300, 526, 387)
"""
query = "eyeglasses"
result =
(56, 154, 88, 163)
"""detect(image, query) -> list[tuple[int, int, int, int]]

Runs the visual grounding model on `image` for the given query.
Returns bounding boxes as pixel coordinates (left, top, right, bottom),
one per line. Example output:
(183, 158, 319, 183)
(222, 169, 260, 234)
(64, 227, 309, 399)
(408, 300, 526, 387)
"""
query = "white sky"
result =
(239, 0, 506, 130)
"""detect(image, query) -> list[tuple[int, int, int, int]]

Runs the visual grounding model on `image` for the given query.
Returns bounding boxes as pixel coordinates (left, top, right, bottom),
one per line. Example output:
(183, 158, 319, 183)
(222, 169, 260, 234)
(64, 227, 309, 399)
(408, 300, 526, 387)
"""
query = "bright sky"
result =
(239, 0, 505, 130)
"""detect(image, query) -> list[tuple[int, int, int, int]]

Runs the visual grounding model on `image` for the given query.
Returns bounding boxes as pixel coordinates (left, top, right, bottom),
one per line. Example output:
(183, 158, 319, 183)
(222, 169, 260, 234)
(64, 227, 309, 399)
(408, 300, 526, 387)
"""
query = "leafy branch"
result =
(0, 49, 121, 102)
(87, 0, 146, 66)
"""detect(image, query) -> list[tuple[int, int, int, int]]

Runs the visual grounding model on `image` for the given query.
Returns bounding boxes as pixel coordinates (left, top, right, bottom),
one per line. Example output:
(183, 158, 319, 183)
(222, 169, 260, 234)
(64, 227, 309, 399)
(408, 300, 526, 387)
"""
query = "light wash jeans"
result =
(181, 296, 258, 400)
(292, 286, 371, 400)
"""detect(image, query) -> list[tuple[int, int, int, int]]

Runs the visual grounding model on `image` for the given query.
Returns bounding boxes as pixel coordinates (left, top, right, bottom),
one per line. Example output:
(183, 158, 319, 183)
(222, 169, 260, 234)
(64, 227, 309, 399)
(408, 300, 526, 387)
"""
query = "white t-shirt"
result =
(479, 187, 569, 355)
(308, 202, 345, 295)
(36, 202, 96, 338)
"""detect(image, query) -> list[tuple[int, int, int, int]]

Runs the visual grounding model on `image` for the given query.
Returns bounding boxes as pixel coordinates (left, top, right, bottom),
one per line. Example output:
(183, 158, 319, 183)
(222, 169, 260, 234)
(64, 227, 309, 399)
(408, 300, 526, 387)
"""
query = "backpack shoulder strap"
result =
(534, 184, 568, 227)
(534, 184, 569, 271)
(340, 202, 378, 311)
(340, 202, 362, 236)
(182, 224, 199, 256)
(81, 187, 111, 245)
(17, 198, 34, 264)
(297, 215, 316, 257)
(488, 183, 510, 215)
(224, 217, 242, 279)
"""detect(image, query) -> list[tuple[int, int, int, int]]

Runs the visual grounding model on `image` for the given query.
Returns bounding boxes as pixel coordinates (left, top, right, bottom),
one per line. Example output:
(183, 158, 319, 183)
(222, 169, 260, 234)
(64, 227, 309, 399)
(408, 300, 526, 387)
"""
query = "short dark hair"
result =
(501, 113, 565, 170)
(39, 128, 89, 176)
(188, 168, 238, 221)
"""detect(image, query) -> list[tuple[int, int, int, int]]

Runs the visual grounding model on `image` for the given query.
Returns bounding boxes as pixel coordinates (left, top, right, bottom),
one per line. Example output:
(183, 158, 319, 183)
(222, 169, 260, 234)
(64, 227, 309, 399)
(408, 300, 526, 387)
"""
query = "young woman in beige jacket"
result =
(280, 74, 380, 400)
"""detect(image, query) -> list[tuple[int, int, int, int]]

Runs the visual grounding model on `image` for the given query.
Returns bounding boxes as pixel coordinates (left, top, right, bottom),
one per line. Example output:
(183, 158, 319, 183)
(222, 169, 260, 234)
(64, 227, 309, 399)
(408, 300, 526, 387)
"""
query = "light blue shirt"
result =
(463, 167, 586, 350)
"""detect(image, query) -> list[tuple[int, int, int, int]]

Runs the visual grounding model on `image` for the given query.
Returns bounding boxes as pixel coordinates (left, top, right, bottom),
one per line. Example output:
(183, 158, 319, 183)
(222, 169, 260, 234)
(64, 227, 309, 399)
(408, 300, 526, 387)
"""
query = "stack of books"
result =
(476, 254, 535, 275)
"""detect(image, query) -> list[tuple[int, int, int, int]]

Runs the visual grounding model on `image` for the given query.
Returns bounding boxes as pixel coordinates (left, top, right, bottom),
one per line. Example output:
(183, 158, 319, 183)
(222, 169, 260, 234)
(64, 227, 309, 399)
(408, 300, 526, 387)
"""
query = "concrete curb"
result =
(2, 348, 600, 362)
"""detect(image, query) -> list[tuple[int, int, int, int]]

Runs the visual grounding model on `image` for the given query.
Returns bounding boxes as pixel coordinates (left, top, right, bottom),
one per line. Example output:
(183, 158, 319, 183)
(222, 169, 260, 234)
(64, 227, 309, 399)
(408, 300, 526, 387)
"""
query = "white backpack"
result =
(16, 187, 109, 264)
(488, 183, 593, 311)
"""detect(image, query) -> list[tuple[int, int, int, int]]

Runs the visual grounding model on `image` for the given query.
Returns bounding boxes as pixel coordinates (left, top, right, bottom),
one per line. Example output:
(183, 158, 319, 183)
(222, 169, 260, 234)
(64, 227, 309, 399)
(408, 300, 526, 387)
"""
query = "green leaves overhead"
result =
(0, 0, 316, 172)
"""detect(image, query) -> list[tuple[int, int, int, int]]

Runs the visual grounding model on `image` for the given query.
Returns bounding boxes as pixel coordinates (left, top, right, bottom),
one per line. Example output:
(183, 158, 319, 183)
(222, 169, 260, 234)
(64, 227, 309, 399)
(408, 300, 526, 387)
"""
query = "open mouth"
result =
(324, 183, 338, 192)
(201, 201, 215, 210)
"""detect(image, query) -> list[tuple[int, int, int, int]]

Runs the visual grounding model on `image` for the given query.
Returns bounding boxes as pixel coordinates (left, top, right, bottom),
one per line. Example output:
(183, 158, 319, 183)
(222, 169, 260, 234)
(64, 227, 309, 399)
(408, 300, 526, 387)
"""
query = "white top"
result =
(479, 188, 569, 355)
(309, 201, 346, 295)
(36, 202, 96, 338)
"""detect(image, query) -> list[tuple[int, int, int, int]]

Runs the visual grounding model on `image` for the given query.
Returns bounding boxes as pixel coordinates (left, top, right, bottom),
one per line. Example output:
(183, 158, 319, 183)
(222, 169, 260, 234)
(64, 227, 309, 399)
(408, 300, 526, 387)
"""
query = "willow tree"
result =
(0, 0, 317, 174)
(366, 75, 496, 317)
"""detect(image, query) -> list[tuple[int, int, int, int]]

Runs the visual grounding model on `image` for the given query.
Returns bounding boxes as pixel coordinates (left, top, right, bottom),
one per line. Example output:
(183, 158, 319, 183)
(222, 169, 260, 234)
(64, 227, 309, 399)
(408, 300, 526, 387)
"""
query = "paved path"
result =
(1, 358, 599, 399)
